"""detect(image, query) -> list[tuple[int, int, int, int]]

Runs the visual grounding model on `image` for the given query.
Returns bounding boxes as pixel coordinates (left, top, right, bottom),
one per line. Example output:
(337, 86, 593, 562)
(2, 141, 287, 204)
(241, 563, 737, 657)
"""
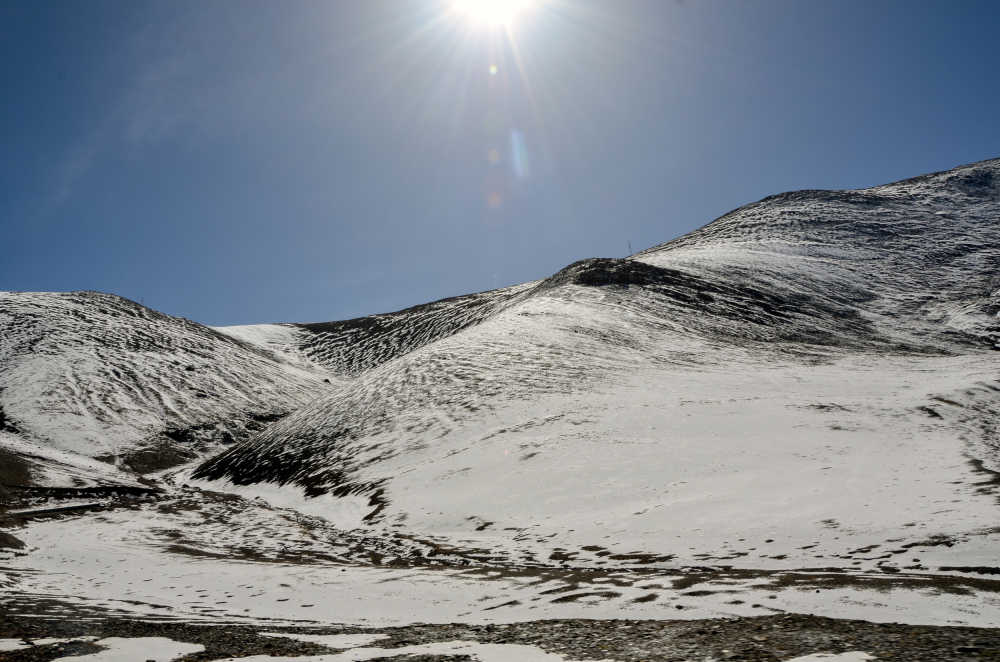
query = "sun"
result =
(452, 0, 536, 27)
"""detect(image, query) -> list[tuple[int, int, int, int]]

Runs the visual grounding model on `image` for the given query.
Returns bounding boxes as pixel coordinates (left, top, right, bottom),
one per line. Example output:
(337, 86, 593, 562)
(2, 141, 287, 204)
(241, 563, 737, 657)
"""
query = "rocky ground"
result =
(1, 611, 999, 661)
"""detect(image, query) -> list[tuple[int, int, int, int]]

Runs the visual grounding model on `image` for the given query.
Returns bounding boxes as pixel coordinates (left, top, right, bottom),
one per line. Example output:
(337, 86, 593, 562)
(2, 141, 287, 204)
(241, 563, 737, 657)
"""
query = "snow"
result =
(0, 431, 142, 488)
(290, 282, 538, 377)
(212, 324, 332, 377)
(0, 290, 329, 484)
(4, 158, 1000, 635)
(784, 654, 874, 662)
(211, 323, 304, 352)
(0, 634, 873, 662)
(182, 303, 1000, 627)
(58, 637, 204, 662)
(176, 160, 1000, 629)
(5, 485, 999, 627)
(634, 165, 1000, 354)
(178, 470, 373, 530)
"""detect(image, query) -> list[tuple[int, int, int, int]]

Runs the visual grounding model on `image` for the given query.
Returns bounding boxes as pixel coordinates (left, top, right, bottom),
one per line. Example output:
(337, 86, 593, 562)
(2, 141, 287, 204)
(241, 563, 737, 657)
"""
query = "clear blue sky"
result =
(2, 1, 998, 325)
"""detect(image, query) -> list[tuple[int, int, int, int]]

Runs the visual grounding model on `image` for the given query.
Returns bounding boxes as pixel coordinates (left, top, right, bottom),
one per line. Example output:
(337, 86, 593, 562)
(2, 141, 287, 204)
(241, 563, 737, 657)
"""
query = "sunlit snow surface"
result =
(3, 159, 1000, 631)
(4, 352, 1000, 627)
(783, 654, 874, 662)
(0, 635, 874, 662)
(59, 637, 204, 662)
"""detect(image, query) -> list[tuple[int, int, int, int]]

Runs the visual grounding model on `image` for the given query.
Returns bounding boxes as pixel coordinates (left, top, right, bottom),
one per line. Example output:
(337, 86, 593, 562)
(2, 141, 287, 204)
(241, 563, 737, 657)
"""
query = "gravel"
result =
(0, 612, 998, 661)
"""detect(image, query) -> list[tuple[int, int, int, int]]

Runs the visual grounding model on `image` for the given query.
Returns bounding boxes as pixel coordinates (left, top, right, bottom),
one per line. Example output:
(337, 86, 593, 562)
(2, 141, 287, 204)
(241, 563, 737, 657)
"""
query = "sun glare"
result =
(452, 0, 536, 27)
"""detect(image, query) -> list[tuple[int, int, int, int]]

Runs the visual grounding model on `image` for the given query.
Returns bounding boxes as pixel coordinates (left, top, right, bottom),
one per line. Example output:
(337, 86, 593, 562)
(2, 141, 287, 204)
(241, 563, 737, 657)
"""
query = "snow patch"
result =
(784, 653, 874, 662)
(59, 637, 203, 662)
(180, 471, 373, 529)
(212, 324, 331, 377)
(0, 431, 141, 488)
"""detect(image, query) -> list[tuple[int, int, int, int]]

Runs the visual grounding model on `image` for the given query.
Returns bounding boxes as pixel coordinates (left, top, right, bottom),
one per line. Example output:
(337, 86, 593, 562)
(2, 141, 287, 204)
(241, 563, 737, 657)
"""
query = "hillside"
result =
(188, 159, 1000, 583)
(0, 291, 329, 487)
(3, 159, 999, 633)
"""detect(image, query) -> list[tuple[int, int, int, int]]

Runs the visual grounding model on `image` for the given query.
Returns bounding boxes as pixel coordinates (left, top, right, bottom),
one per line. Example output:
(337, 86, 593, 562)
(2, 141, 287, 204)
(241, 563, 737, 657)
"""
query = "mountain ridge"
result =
(3, 157, 999, 500)
(186, 158, 1000, 579)
(4, 158, 1000, 630)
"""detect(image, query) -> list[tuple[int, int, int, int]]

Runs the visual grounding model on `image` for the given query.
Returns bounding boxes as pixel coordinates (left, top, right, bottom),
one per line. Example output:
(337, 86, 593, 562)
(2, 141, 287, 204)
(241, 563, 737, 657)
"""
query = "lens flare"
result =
(510, 129, 531, 179)
(452, 0, 536, 27)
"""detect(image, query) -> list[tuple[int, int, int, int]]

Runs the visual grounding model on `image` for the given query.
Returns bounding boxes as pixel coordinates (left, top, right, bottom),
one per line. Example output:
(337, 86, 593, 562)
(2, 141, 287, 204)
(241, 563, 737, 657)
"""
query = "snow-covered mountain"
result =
(183, 159, 1000, 578)
(4, 158, 1000, 630)
(0, 278, 534, 491)
(0, 291, 329, 488)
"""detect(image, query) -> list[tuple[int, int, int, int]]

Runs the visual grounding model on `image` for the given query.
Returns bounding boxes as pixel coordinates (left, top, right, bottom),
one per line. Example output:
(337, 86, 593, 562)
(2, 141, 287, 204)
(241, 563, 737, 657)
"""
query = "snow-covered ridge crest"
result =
(636, 158, 1000, 349)
(5, 157, 1000, 528)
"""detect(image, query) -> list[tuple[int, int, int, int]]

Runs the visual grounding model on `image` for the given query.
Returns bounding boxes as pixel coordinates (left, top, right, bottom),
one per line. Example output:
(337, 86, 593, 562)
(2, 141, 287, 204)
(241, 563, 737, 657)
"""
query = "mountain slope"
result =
(637, 161, 1000, 350)
(0, 291, 329, 487)
(4, 159, 1000, 630)
(192, 158, 1000, 574)
(292, 282, 538, 376)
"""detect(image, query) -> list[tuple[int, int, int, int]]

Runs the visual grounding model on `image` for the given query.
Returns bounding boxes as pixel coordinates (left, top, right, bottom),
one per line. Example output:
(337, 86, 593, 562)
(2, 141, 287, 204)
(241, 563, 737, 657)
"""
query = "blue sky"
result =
(2, 0, 999, 325)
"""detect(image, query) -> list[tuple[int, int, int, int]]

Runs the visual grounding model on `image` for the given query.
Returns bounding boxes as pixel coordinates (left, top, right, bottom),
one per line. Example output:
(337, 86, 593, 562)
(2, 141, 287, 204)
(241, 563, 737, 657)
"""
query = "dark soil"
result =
(0, 612, 998, 661)
(0, 450, 32, 492)
(0, 529, 24, 549)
